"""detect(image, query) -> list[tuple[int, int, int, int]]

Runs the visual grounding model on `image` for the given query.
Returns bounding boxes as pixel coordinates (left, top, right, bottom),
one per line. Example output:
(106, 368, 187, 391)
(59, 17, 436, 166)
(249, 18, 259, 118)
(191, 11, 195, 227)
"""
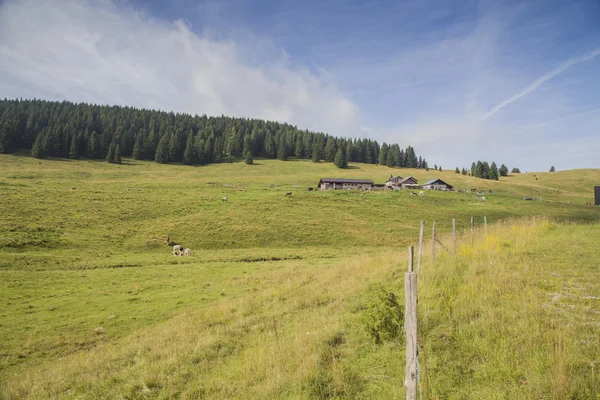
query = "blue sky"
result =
(1, 0, 599, 170)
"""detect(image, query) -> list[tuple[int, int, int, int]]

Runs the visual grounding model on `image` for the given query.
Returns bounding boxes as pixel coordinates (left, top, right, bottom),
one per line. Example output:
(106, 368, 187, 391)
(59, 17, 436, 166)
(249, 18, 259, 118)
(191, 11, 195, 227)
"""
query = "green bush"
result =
(362, 285, 404, 344)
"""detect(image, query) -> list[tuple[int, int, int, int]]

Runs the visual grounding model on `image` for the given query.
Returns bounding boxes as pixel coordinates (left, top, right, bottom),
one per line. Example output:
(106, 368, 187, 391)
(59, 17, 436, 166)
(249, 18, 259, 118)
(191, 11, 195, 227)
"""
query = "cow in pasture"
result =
(419, 191, 424, 196)
(285, 191, 293, 196)
(173, 245, 181, 256)
(410, 191, 417, 196)
(360, 193, 364, 199)
(184, 248, 191, 256)
(222, 197, 228, 202)
(481, 196, 486, 201)
(71, 187, 76, 190)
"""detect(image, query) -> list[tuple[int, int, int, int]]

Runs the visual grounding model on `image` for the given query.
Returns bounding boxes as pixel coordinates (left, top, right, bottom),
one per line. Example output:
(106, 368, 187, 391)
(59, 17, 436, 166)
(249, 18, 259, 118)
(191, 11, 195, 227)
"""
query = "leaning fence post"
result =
(417, 221, 424, 273)
(405, 246, 418, 400)
(452, 218, 456, 253)
(431, 222, 436, 260)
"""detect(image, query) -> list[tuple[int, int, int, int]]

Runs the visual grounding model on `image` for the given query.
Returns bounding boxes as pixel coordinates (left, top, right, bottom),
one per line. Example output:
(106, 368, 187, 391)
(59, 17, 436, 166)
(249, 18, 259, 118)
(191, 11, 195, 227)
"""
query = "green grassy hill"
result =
(0, 155, 598, 399)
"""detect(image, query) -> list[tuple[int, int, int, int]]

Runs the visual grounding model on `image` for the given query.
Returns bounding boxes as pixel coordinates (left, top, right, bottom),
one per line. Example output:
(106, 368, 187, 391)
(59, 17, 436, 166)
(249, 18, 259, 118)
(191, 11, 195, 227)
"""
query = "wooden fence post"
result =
(431, 222, 436, 261)
(417, 221, 424, 273)
(452, 218, 456, 253)
(470, 216, 474, 244)
(405, 246, 418, 400)
(484, 216, 487, 231)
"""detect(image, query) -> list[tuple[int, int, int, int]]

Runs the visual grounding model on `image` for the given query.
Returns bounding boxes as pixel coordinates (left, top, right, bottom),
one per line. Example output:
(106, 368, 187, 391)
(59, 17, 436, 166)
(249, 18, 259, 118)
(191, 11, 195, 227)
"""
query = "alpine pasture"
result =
(1, 154, 599, 399)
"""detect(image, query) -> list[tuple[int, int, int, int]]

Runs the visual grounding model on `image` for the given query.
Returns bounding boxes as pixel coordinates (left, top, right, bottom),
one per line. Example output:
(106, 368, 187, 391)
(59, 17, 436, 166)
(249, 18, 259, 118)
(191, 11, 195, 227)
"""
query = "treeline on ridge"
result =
(0, 99, 429, 169)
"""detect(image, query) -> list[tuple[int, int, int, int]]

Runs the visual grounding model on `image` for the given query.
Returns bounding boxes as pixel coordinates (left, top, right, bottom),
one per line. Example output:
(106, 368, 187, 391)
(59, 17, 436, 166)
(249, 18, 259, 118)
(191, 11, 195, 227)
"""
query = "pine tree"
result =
(196, 137, 207, 165)
(490, 162, 499, 180)
(434, 164, 438, 170)
(333, 148, 347, 169)
(294, 135, 304, 158)
(439, 166, 442, 172)
(482, 161, 490, 179)
(511, 167, 521, 173)
(154, 133, 170, 164)
(312, 137, 322, 162)
(455, 167, 460, 174)
(113, 145, 122, 164)
(69, 134, 79, 159)
(132, 133, 144, 160)
(87, 131, 101, 159)
(462, 168, 467, 175)
(549, 166, 556, 172)
(499, 164, 509, 176)
(378, 143, 388, 165)
(264, 134, 276, 158)
(31, 131, 45, 158)
(227, 126, 241, 157)
(277, 140, 288, 161)
(471, 162, 477, 176)
(106, 142, 116, 163)
(245, 151, 254, 165)
(243, 134, 252, 156)
(324, 137, 336, 162)
(182, 133, 197, 165)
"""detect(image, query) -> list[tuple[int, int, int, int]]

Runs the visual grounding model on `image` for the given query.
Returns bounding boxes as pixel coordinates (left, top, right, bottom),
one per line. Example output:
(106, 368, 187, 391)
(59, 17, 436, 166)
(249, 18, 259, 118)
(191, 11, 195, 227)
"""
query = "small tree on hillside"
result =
(511, 167, 521, 173)
(439, 166, 442, 172)
(499, 164, 508, 176)
(333, 148, 347, 169)
(434, 164, 438, 170)
(245, 151, 254, 165)
(549, 166, 556, 172)
(490, 162, 499, 180)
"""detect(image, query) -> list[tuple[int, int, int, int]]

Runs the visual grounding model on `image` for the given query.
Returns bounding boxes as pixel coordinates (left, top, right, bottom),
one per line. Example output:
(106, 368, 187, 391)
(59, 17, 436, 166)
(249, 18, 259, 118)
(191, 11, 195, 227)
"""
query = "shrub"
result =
(362, 285, 404, 344)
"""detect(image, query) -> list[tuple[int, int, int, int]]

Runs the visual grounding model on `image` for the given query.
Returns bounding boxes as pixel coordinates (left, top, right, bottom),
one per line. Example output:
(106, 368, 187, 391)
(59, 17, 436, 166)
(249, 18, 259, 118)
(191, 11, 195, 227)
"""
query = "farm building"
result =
(319, 178, 374, 191)
(595, 186, 600, 206)
(422, 178, 453, 191)
(385, 176, 419, 190)
(384, 176, 403, 188)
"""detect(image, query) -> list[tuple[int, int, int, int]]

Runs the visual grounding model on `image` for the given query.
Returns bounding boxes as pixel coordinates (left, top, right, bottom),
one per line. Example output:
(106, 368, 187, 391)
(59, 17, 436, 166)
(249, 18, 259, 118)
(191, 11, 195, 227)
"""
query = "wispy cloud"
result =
(0, 0, 360, 137)
(509, 107, 600, 135)
(481, 47, 600, 120)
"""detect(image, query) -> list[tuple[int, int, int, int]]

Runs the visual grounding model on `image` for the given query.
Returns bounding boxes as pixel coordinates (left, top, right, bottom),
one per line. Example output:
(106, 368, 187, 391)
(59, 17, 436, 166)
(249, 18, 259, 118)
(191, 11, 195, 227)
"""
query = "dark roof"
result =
(398, 176, 418, 184)
(319, 178, 374, 184)
(387, 175, 403, 182)
(422, 178, 453, 188)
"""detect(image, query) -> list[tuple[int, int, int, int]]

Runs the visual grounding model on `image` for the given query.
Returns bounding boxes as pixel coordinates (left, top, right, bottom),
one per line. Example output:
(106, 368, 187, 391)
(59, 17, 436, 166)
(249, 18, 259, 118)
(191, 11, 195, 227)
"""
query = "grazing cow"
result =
(71, 187, 76, 190)
(222, 197, 228, 203)
(173, 245, 181, 256)
(308, 187, 314, 191)
(360, 193, 364, 199)
(488, 189, 493, 193)
(481, 196, 486, 201)
(471, 188, 477, 193)
(184, 248, 191, 256)
(419, 191, 425, 196)
(285, 191, 292, 196)
(410, 191, 417, 196)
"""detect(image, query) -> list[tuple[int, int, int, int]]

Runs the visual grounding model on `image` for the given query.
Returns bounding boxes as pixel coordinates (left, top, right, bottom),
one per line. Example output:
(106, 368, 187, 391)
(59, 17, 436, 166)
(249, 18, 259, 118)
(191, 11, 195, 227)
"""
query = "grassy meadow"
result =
(0, 154, 599, 399)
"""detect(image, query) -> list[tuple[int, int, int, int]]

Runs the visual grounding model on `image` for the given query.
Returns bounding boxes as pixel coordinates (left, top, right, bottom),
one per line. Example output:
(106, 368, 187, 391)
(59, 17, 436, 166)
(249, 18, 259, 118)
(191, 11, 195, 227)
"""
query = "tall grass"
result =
(2, 217, 598, 399)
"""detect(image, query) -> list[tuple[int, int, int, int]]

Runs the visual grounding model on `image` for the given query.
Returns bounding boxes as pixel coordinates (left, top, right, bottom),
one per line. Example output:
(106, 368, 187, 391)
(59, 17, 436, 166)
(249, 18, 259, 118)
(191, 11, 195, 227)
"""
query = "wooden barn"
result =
(318, 178, 374, 191)
(422, 178, 453, 191)
(595, 186, 600, 206)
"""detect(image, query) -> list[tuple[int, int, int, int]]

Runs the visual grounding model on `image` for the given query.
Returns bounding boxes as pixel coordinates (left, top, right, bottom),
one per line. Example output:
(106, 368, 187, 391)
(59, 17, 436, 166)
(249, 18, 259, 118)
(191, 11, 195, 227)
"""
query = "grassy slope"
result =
(0, 154, 599, 398)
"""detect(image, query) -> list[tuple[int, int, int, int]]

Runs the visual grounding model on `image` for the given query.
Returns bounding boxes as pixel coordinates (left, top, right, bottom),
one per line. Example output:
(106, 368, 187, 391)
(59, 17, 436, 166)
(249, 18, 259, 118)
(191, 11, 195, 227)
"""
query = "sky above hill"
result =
(1, 0, 599, 171)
